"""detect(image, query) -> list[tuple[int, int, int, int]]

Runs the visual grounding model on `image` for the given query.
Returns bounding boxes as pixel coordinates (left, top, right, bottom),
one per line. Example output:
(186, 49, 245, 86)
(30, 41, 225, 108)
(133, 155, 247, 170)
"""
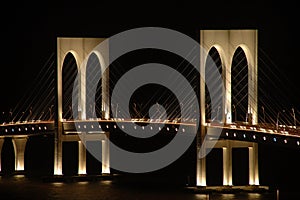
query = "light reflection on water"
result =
(0, 177, 275, 200)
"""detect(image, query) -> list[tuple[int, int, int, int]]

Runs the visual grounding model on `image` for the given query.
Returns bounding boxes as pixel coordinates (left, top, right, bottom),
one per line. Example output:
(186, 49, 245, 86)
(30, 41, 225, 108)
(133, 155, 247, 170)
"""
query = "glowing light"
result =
(226, 132, 229, 136)
(284, 139, 287, 144)
(233, 133, 236, 137)
(167, 127, 169, 131)
(297, 141, 300, 145)
(182, 128, 185, 132)
(114, 125, 116, 129)
(243, 134, 246, 138)
(263, 136, 266, 140)
(273, 138, 277, 142)
(253, 135, 256, 139)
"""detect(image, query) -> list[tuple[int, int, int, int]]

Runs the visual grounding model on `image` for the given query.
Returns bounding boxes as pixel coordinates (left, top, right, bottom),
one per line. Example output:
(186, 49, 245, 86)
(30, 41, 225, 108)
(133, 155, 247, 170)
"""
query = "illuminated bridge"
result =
(0, 29, 299, 188)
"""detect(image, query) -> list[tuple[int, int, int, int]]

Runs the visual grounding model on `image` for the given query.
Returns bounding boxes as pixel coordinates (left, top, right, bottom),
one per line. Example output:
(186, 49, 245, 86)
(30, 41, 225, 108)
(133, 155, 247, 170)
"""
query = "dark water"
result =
(0, 175, 280, 200)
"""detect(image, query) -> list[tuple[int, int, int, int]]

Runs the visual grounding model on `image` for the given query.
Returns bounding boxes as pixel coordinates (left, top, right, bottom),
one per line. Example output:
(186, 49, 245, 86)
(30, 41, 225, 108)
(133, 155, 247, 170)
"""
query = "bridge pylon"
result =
(197, 30, 259, 187)
(55, 37, 110, 176)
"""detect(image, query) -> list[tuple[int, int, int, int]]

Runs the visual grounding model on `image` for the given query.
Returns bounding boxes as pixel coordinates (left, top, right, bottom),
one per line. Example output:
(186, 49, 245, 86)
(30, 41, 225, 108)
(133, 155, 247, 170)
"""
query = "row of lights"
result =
(76, 124, 186, 133)
(225, 132, 300, 146)
(1, 126, 48, 134)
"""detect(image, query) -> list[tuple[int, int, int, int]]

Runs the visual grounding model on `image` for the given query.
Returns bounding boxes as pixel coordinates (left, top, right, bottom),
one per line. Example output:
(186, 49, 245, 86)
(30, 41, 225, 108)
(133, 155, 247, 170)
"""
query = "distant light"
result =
(273, 137, 277, 142)
(297, 141, 300, 146)
(233, 133, 236, 137)
(243, 134, 246, 138)
(12, 128, 14, 132)
(253, 135, 256, 139)
(78, 125, 81, 129)
(284, 139, 287, 144)
(106, 125, 109, 129)
(19, 128, 21, 131)
(25, 127, 28, 131)
(182, 128, 185, 133)
(263, 136, 266, 140)
(5, 129, 7, 132)
(150, 126, 153, 130)
(38, 127, 41, 130)
(91, 125, 94, 129)
(134, 126, 137, 129)
(226, 132, 229, 136)
(83, 125, 86, 129)
(159, 127, 161, 131)
(44, 126, 47, 130)
(32, 127, 34, 130)
(121, 125, 124, 129)
(99, 125, 101, 129)
(175, 128, 178, 132)
(167, 127, 169, 131)
(114, 125, 116, 129)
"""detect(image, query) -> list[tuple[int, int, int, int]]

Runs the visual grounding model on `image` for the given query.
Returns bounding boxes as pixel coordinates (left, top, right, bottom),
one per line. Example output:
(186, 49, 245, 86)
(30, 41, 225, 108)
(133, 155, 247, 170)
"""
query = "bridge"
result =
(0, 29, 299, 188)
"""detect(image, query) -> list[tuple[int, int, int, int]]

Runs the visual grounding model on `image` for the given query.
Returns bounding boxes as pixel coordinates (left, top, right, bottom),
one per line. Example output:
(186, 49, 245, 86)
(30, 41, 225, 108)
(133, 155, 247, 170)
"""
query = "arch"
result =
(85, 52, 102, 119)
(205, 46, 225, 123)
(231, 46, 249, 123)
(81, 50, 110, 120)
(62, 52, 80, 120)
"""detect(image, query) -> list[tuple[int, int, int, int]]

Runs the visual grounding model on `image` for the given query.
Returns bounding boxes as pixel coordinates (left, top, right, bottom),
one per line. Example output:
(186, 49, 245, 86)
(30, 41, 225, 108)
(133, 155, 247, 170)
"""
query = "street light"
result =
(291, 108, 296, 128)
(262, 106, 265, 124)
(232, 104, 237, 122)
(276, 111, 280, 130)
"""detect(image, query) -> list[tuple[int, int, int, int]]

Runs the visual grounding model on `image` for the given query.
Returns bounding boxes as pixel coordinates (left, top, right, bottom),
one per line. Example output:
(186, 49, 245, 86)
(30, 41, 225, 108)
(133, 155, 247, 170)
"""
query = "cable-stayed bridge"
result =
(0, 29, 299, 189)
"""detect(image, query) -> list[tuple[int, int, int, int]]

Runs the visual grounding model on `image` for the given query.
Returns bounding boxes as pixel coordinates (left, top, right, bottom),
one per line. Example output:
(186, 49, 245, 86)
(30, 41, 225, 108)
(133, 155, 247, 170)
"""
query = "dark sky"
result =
(0, 4, 299, 113)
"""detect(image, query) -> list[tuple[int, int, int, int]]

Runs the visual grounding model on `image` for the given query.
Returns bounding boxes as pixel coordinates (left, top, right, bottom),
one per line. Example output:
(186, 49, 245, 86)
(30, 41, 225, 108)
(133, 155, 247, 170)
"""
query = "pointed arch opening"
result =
(62, 52, 79, 120)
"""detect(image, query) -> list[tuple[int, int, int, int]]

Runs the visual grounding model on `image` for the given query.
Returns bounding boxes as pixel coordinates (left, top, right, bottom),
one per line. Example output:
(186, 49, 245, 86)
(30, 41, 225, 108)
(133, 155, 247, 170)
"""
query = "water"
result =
(0, 175, 279, 200)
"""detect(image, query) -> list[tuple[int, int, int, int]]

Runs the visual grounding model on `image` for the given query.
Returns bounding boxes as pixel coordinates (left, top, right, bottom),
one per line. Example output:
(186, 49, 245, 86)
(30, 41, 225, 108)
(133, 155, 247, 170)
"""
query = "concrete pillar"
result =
(101, 134, 110, 174)
(223, 141, 232, 186)
(12, 137, 28, 171)
(78, 141, 86, 175)
(196, 156, 206, 186)
(102, 67, 110, 120)
(54, 124, 63, 175)
(249, 143, 259, 185)
(0, 137, 4, 172)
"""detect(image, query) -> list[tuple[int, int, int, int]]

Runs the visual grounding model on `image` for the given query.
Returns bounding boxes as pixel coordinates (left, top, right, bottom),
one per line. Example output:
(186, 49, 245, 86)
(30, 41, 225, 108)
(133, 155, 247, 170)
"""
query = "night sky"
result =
(0, 4, 299, 114)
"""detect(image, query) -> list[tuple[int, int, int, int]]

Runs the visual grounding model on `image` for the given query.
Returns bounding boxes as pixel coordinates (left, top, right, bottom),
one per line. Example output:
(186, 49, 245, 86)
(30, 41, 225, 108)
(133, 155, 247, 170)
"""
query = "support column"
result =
(101, 133, 110, 174)
(223, 141, 232, 186)
(249, 143, 259, 185)
(12, 137, 28, 171)
(54, 122, 63, 175)
(78, 141, 86, 175)
(0, 137, 4, 172)
(196, 156, 206, 186)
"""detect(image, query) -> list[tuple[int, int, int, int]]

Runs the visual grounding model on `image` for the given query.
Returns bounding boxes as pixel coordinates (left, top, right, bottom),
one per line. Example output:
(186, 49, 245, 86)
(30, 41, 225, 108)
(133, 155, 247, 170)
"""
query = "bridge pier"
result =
(12, 137, 28, 172)
(222, 140, 232, 186)
(54, 133, 63, 175)
(78, 141, 86, 175)
(101, 134, 110, 174)
(0, 137, 4, 172)
(249, 143, 259, 185)
(197, 139, 259, 187)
